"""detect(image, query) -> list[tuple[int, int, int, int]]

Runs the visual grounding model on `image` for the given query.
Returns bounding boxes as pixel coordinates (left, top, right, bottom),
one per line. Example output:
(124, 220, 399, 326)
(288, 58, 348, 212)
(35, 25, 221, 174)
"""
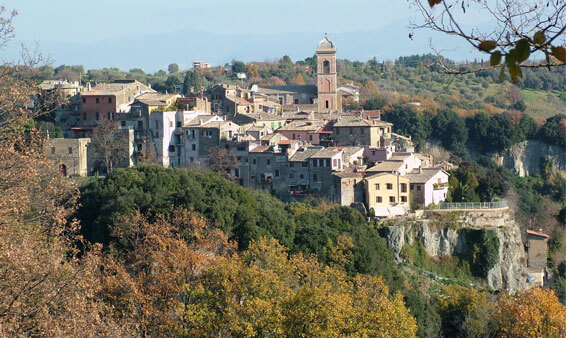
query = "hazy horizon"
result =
(2, 0, 487, 72)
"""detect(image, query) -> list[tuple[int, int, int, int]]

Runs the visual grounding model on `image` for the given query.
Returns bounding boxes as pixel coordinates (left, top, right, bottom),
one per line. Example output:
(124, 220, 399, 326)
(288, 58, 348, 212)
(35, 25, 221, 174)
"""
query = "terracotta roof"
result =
(226, 96, 252, 105)
(311, 148, 342, 158)
(289, 148, 321, 162)
(366, 161, 404, 172)
(318, 120, 335, 134)
(526, 230, 550, 239)
(278, 119, 325, 132)
(82, 80, 153, 96)
(249, 146, 270, 153)
(333, 171, 363, 179)
(135, 92, 179, 106)
(405, 168, 448, 184)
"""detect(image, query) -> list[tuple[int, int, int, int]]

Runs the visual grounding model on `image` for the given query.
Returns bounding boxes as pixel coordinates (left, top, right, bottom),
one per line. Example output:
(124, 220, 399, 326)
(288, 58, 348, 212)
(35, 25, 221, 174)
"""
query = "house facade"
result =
(365, 173, 410, 217)
(44, 138, 90, 177)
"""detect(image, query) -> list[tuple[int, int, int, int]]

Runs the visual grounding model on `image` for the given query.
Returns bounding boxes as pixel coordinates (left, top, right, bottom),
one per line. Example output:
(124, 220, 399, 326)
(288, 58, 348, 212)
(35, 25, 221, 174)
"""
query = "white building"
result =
(405, 168, 450, 207)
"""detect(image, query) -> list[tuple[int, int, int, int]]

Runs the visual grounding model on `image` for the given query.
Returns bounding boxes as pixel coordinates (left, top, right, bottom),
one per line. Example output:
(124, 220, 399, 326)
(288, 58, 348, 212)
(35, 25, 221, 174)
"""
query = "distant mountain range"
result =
(5, 19, 483, 72)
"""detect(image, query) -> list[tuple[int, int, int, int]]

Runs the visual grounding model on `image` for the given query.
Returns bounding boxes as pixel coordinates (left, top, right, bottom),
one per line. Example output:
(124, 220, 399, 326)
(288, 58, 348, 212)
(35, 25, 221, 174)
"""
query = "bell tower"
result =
(317, 36, 340, 113)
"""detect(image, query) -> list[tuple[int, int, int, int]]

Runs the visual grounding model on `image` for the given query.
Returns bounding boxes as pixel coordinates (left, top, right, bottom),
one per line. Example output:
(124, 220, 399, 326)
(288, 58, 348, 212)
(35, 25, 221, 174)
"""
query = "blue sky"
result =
(1, 0, 485, 72)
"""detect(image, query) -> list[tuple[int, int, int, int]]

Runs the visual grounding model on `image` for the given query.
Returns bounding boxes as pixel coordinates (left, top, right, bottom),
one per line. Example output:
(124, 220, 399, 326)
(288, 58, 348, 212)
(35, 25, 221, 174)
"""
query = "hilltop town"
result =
(44, 37, 453, 218)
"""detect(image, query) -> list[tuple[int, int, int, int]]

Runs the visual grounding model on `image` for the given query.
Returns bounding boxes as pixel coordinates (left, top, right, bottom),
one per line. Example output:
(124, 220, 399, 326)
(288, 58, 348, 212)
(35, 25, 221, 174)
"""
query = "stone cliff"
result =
(493, 140, 566, 177)
(383, 210, 526, 292)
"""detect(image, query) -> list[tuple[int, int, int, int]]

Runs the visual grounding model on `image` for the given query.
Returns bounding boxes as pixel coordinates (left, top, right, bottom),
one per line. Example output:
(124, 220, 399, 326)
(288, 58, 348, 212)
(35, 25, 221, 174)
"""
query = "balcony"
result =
(433, 182, 449, 190)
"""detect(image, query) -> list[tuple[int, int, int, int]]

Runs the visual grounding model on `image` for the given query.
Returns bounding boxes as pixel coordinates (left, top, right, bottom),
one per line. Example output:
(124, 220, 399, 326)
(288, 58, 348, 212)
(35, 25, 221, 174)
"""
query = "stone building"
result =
(525, 229, 550, 288)
(44, 138, 90, 177)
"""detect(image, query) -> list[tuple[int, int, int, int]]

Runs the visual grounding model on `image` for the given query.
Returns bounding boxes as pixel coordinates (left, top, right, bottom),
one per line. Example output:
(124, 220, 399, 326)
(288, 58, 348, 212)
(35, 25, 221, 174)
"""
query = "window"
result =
(376, 196, 382, 203)
(312, 159, 318, 167)
(323, 60, 330, 73)
(417, 185, 421, 191)
(313, 173, 318, 181)
(267, 159, 271, 165)
(375, 183, 380, 190)
(191, 144, 196, 151)
(275, 169, 280, 177)
(191, 129, 195, 138)
(50, 146, 55, 154)
(108, 97, 112, 103)
(335, 128, 339, 135)
(294, 98, 299, 104)
(309, 134, 313, 141)
(82, 97, 86, 103)
(410, 184, 414, 191)
(121, 121, 126, 127)
(333, 159, 337, 167)
(290, 162, 295, 167)
(137, 121, 142, 129)
(168, 145, 175, 152)
(389, 196, 395, 203)
(253, 159, 256, 165)
(325, 159, 330, 167)
(386, 183, 393, 190)
(107, 112, 112, 120)
(176, 121, 181, 127)
(68, 147, 73, 154)
(292, 134, 296, 140)
(95, 112, 100, 120)
(401, 183, 407, 193)
(302, 162, 308, 167)
(361, 128, 365, 135)
(96, 98, 99, 103)
(325, 100, 329, 109)
(401, 196, 407, 203)
(300, 174, 304, 179)
(349, 128, 353, 135)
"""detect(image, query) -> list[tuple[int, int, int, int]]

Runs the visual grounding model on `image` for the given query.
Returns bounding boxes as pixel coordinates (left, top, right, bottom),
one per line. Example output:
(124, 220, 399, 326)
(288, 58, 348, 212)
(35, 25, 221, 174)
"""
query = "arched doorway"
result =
(58, 163, 67, 176)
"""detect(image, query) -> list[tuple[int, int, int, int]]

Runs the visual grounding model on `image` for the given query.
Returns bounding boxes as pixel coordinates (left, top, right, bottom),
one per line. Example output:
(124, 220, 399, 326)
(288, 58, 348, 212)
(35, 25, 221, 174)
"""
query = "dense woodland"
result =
(2, 8, 566, 336)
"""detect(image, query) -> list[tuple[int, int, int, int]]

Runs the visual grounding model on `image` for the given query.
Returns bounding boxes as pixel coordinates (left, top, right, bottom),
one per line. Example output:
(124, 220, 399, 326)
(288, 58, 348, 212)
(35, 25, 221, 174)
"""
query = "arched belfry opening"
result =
(316, 36, 340, 113)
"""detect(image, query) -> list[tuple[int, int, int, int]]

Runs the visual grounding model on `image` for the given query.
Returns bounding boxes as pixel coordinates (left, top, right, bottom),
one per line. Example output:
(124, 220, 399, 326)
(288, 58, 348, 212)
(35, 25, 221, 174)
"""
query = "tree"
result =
(0, 9, 126, 335)
(289, 73, 305, 85)
(177, 238, 418, 337)
(167, 63, 179, 73)
(496, 288, 566, 337)
(231, 60, 246, 73)
(436, 285, 496, 337)
(89, 119, 129, 174)
(182, 70, 204, 94)
(411, 0, 566, 81)
(206, 146, 237, 179)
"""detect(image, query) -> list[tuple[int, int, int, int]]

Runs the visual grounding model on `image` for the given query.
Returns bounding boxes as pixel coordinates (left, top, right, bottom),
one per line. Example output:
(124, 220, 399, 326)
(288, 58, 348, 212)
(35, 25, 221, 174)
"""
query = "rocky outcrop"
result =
(383, 211, 526, 292)
(486, 224, 526, 292)
(493, 140, 566, 177)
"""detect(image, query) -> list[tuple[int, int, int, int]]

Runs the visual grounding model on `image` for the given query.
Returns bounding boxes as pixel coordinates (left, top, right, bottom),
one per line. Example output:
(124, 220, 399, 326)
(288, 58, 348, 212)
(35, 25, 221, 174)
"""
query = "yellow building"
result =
(365, 173, 410, 217)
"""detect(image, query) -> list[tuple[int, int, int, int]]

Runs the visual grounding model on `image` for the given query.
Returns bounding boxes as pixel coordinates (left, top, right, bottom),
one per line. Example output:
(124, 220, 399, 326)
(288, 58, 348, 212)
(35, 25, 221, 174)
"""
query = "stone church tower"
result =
(317, 36, 340, 113)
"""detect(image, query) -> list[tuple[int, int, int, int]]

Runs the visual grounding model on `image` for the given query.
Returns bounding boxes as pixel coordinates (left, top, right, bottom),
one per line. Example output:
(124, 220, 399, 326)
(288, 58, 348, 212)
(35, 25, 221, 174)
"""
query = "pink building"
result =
(275, 119, 325, 145)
